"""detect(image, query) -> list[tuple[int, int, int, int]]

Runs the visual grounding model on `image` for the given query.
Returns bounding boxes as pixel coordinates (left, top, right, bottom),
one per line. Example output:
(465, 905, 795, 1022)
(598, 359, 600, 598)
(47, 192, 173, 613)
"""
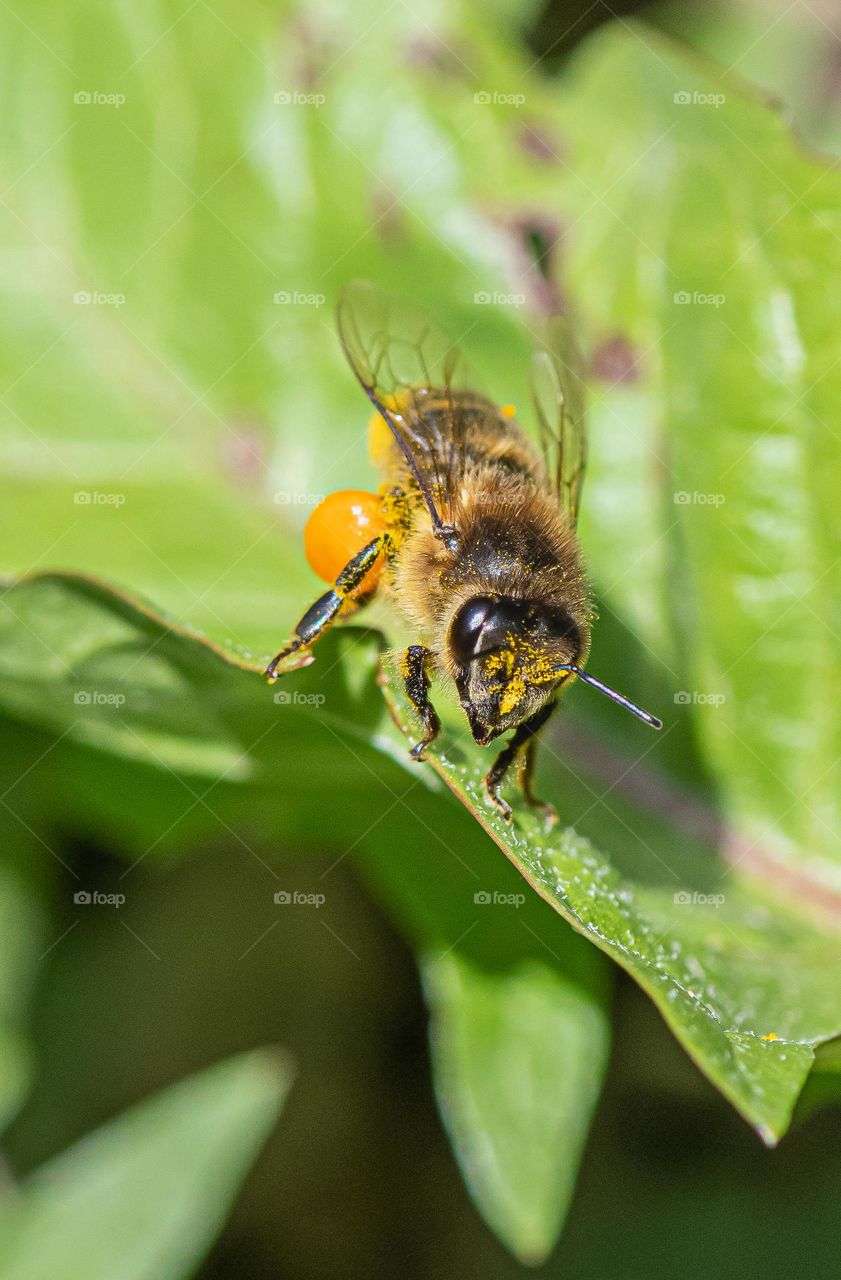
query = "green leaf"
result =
(380, 650, 841, 1143)
(0, 572, 259, 776)
(423, 952, 609, 1264)
(356, 778, 611, 1265)
(0, 0, 542, 658)
(0, 570, 611, 1264)
(556, 25, 841, 893)
(4, 0, 841, 1258)
(0, 857, 43, 1134)
(0, 565, 609, 1264)
(0, 571, 389, 788)
(0, 1049, 292, 1280)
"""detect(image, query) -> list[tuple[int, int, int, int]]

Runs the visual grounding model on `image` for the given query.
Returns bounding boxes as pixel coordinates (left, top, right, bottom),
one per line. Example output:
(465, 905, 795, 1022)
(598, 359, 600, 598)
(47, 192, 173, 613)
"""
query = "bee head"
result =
(448, 595, 582, 744)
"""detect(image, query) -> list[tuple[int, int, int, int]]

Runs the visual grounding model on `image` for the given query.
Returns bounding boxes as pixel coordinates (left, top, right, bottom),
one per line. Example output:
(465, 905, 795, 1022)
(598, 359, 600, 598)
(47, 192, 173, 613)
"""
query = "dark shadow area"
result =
(529, 0, 656, 67)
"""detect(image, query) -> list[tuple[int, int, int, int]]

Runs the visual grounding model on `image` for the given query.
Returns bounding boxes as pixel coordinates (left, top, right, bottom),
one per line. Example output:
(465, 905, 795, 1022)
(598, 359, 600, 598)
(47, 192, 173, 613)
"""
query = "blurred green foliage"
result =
(1, 0, 841, 1276)
(0, 1052, 291, 1280)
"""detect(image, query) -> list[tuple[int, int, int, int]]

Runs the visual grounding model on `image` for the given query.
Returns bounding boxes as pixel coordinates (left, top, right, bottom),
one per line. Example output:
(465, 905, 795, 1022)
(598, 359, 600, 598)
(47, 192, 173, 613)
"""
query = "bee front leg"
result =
(401, 645, 441, 761)
(265, 534, 389, 680)
(484, 701, 557, 825)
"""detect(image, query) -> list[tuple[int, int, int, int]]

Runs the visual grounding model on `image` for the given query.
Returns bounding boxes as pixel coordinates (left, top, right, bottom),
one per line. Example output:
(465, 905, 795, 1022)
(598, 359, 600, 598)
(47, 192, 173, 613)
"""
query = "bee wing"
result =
(530, 316, 588, 526)
(336, 281, 473, 538)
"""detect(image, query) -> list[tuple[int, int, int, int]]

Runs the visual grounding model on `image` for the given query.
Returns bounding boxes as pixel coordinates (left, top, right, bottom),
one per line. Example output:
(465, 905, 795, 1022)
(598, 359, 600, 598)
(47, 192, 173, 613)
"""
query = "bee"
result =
(266, 282, 661, 821)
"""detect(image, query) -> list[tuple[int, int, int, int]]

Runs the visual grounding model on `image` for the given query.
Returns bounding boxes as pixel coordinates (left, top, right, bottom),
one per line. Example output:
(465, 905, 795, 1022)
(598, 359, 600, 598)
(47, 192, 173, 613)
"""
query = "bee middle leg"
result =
(485, 701, 557, 824)
(520, 736, 559, 827)
(265, 534, 389, 680)
(401, 645, 440, 761)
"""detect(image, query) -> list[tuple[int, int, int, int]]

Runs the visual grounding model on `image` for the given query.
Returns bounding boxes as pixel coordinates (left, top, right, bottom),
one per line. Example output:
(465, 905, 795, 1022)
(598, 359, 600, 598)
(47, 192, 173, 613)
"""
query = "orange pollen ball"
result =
(304, 489, 386, 595)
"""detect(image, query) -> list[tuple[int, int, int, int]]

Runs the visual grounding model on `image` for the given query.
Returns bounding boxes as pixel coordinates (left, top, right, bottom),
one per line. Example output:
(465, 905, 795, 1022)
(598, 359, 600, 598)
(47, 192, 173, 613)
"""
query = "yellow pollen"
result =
(380, 390, 412, 413)
(368, 411, 394, 468)
(501, 403, 516, 418)
(499, 672, 526, 716)
(487, 641, 559, 718)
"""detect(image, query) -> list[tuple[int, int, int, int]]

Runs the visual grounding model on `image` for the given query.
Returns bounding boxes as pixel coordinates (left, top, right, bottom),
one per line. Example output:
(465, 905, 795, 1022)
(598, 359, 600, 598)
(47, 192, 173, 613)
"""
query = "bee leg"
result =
(484, 701, 556, 824)
(265, 534, 389, 680)
(520, 737, 558, 828)
(401, 645, 440, 761)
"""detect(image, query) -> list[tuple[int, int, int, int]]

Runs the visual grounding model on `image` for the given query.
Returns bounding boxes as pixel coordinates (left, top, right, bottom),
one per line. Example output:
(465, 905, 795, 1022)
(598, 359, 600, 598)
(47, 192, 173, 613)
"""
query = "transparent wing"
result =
(336, 281, 474, 539)
(530, 315, 587, 525)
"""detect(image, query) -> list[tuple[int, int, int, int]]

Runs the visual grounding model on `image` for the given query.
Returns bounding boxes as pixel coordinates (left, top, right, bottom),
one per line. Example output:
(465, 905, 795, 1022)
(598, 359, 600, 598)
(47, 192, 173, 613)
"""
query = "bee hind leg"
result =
(401, 645, 440, 761)
(265, 533, 389, 680)
(484, 702, 557, 826)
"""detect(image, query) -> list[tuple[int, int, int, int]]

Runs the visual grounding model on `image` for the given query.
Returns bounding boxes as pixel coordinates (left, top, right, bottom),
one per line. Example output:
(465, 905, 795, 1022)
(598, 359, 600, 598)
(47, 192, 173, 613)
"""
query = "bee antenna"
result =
(555, 664, 662, 730)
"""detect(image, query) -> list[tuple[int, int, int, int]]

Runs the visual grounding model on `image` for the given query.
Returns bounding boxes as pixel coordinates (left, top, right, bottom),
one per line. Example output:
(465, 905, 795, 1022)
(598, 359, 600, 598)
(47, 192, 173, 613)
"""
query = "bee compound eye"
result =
(450, 597, 496, 661)
(449, 596, 526, 662)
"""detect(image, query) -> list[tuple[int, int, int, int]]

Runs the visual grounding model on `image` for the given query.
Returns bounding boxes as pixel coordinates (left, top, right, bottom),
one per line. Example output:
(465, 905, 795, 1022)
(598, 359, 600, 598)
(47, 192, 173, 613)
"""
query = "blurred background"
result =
(2, 1, 841, 1277)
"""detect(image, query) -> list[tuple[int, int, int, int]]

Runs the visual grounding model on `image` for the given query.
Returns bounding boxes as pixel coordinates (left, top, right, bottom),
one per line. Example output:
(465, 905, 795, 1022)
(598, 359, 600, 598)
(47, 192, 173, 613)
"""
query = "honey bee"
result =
(267, 283, 661, 821)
